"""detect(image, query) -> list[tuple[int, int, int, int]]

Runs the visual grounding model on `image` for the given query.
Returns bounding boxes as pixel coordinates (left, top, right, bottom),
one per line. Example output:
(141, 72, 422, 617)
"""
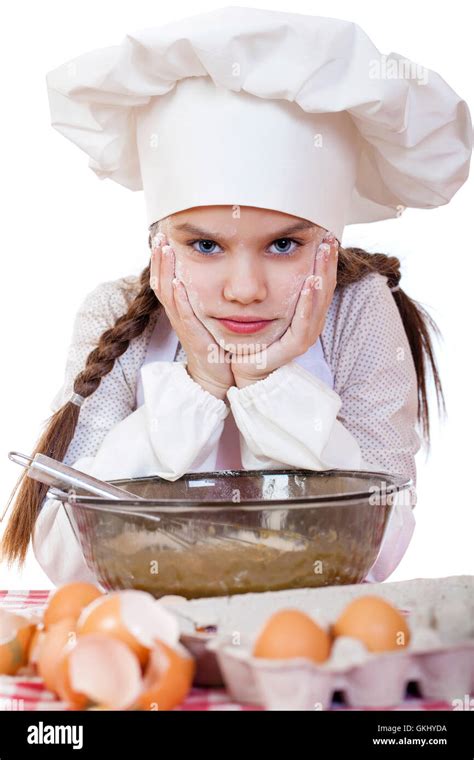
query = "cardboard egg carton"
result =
(162, 575, 474, 708)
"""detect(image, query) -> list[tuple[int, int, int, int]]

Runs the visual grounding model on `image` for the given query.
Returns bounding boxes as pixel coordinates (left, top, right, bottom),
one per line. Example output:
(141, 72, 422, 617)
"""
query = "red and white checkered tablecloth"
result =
(0, 590, 453, 711)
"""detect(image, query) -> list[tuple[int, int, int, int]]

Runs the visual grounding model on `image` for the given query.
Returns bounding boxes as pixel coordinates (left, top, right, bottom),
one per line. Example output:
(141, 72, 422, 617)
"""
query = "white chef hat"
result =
(45, 6, 472, 242)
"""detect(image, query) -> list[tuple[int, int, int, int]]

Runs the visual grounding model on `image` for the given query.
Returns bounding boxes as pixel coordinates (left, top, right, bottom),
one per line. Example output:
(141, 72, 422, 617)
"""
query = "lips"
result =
(216, 317, 273, 334)
(218, 316, 270, 322)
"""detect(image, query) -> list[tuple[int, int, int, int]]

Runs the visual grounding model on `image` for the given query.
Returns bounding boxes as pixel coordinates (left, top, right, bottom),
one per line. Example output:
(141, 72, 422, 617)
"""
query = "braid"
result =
(1, 262, 161, 566)
(73, 266, 160, 401)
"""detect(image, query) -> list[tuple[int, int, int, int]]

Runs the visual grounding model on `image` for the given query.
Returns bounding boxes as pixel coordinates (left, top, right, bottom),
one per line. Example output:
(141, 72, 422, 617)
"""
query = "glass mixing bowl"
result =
(54, 468, 411, 599)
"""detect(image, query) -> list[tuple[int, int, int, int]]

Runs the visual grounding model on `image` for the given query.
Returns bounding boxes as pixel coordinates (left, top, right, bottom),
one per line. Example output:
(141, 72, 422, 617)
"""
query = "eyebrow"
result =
(171, 219, 316, 241)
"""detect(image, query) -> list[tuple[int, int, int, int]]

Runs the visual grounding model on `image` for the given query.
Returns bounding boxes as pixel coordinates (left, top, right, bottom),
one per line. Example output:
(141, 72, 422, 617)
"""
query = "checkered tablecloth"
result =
(0, 590, 454, 711)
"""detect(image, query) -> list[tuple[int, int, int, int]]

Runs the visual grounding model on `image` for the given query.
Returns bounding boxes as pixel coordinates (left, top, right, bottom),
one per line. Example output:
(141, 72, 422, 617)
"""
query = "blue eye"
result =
(188, 237, 302, 256)
(268, 238, 301, 255)
(190, 239, 223, 255)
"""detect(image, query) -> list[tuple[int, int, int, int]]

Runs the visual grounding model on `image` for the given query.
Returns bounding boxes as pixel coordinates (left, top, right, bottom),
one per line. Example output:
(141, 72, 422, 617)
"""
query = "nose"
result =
(222, 250, 267, 303)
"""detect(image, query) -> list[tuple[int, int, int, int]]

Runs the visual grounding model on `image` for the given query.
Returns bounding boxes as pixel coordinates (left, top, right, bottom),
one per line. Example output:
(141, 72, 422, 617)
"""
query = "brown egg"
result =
(44, 583, 103, 628)
(332, 595, 411, 652)
(253, 609, 331, 664)
(0, 610, 36, 675)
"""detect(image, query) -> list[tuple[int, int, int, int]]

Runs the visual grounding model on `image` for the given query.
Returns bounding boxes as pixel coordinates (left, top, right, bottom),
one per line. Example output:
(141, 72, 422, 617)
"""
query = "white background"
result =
(0, 0, 472, 589)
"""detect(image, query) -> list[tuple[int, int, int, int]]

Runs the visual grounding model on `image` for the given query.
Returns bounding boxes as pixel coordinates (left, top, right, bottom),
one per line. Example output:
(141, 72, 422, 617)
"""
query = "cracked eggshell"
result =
(44, 583, 103, 628)
(0, 609, 36, 675)
(37, 617, 77, 693)
(76, 589, 180, 666)
(27, 624, 45, 670)
(55, 635, 195, 711)
(56, 634, 143, 710)
(135, 640, 196, 711)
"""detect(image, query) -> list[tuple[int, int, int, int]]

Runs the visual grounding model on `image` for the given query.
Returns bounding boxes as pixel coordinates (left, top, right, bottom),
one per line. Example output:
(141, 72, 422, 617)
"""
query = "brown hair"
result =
(1, 224, 445, 566)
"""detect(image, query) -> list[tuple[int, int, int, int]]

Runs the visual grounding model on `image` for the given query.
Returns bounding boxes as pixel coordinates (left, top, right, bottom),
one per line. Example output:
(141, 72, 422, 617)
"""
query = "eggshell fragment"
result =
(56, 634, 143, 710)
(37, 617, 77, 692)
(44, 583, 103, 628)
(253, 609, 331, 663)
(77, 590, 180, 666)
(134, 640, 196, 711)
(0, 609, 36, 675)
(27, 625, 45, 669)
(333, 595, 411, 652)
(1, 588, 192, 711)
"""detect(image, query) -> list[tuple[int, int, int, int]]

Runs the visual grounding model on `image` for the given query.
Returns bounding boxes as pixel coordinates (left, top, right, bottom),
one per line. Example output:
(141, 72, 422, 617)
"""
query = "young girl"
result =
(2, 8, 470, 586)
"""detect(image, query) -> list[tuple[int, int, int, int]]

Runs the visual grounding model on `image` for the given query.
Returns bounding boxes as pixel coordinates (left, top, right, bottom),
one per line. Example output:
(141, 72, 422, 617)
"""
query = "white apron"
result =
(135, 308, 335, 471)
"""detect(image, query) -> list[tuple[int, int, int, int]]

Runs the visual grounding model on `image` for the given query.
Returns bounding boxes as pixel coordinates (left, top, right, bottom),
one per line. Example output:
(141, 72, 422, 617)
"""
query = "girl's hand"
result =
(231, 231, 339, 388)
(150, 233, 235, 401)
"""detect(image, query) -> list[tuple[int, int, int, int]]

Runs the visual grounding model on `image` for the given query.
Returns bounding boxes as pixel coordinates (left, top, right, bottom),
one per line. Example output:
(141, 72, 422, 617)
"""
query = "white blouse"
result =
(31, 271, 421, 587)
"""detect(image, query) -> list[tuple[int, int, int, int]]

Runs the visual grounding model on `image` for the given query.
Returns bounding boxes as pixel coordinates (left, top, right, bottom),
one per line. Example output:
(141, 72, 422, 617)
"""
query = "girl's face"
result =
(158, 206, 328, 353)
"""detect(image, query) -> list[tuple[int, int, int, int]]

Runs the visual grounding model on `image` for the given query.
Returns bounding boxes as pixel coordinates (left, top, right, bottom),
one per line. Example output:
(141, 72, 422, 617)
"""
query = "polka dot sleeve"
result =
(320, 271, 421, 486)
(49, 275, 157, 468)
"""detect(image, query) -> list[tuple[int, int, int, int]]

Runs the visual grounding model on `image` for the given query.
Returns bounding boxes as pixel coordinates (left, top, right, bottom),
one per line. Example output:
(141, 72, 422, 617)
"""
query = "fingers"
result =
(150, 232, 179, 318)
(291, 231, 339, 343)
(160, 244, 177, 311)
(290, 273, 318, 337)
(152, 233, 215, 346)
(313, 231, 339, 294)
(308, 230, 337, 276)
(150, 231, 166, 292)
(150, 232, 165, 299)
(172, 276, 201, 334)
